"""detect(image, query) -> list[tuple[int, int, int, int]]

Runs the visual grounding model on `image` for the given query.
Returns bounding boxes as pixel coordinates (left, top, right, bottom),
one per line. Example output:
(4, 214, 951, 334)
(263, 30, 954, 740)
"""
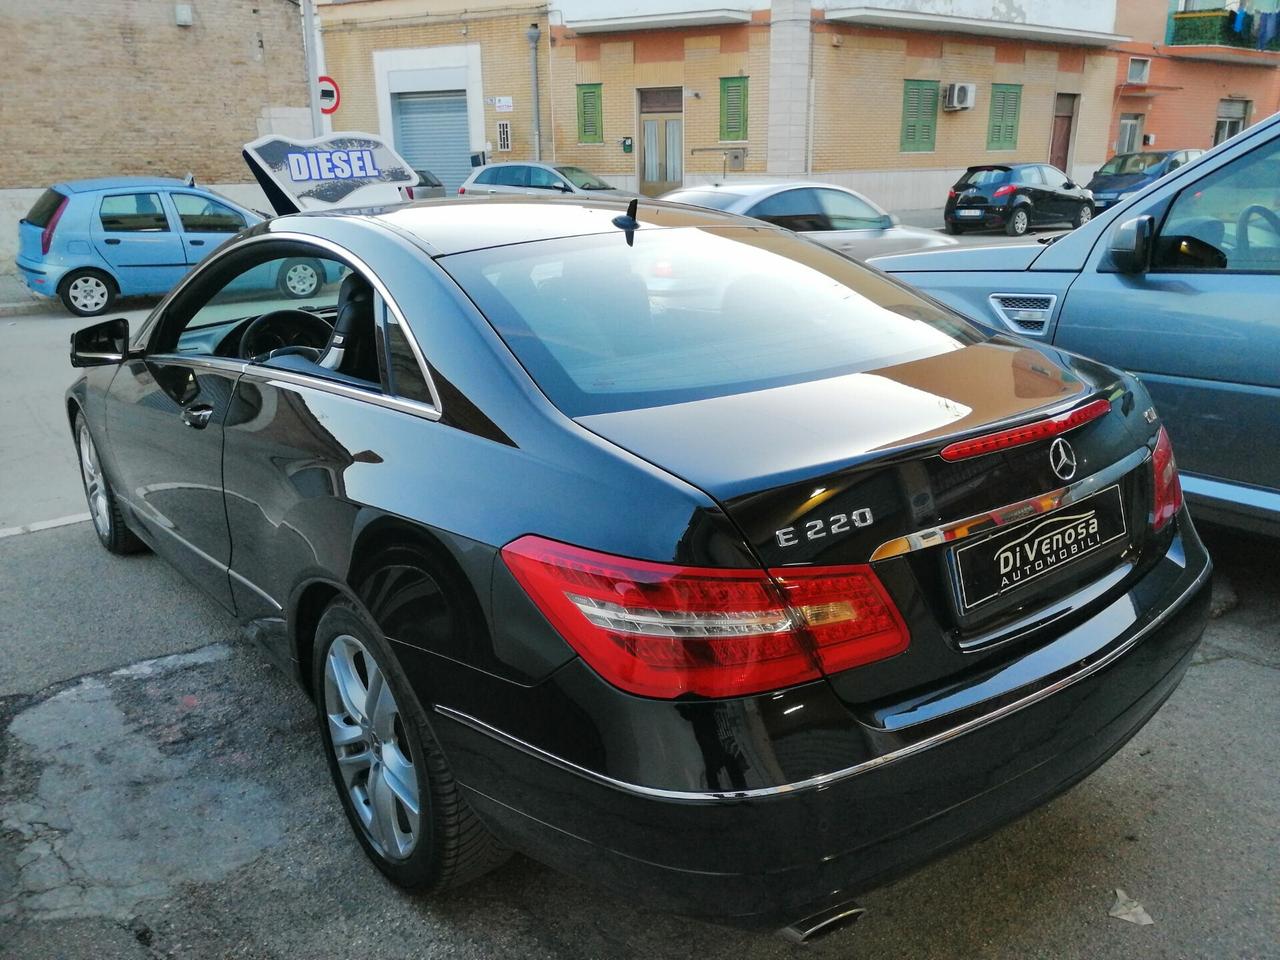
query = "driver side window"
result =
(1155, 137, 1280, 272)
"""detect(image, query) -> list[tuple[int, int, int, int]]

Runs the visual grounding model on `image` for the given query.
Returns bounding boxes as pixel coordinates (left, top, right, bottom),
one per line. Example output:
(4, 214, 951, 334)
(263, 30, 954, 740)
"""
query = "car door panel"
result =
(104, 355, 241, 609)
(91, 191, 187, 295)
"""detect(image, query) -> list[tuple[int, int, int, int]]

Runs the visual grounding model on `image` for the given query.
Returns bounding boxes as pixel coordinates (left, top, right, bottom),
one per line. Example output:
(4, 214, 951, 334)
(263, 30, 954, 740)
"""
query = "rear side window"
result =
(745, 189, 827, 231)
(99, 193, 169, 232)
(24, 189, 67, 227)
(959, 168, 1008, 187)
(385, 319, 435, 405)
(440, 227, 981, 416)
(665, 190, 744, 211)
(491, 166, 528, 187)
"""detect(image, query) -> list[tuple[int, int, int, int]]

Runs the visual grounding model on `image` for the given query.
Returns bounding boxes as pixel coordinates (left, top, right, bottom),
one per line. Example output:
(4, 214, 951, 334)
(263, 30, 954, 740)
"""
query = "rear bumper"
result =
(946, 206, 1006, 228)
(14, 255, 64, 298)
(436, 514, 1211, 928)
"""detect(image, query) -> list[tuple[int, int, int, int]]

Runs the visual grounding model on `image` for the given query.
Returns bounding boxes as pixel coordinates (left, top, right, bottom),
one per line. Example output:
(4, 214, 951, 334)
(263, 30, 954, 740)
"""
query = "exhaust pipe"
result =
(778, 902, 866, 945)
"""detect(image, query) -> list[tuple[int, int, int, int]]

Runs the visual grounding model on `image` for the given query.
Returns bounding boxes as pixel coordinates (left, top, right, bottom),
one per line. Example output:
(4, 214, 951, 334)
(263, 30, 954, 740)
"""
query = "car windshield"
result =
(440, 227, 982, 416)
(959, 168, 1009, 186)
(663, 189, 746, 211)
(555, 166, 614, 190)
(1097, 153, 1167, 175)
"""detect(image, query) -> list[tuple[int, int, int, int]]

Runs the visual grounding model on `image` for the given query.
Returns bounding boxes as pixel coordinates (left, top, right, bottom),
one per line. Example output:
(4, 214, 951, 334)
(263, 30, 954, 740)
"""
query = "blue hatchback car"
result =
(1084, 149, 1203, 212)
(16, 177, 333, 316)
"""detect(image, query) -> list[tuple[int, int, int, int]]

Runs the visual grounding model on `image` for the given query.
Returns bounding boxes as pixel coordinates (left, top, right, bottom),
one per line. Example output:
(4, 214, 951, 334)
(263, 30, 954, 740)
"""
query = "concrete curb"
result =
(0, 298, 61, 319)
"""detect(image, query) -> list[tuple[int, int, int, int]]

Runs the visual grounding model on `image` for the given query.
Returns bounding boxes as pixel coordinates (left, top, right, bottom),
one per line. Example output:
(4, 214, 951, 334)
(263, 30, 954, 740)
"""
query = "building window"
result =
(987, 83, 1022, 151)
(497, 120, 512, 152)
(1127, 57, 1151, 84)
(577, 84, 603, 143)
(1117, 113, 1144, 154)
(720, 76, 749, 141)
(1214, 99, 1250, 145)
(900, 79, 939, 152)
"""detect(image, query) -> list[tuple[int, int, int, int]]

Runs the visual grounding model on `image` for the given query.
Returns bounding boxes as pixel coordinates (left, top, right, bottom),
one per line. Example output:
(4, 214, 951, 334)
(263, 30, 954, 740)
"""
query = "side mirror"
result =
(1108, 215, 1155, 274)
(70, 317, 131, 367)
(879, 214, 898, 229)
(1063, 181, 1076, 190)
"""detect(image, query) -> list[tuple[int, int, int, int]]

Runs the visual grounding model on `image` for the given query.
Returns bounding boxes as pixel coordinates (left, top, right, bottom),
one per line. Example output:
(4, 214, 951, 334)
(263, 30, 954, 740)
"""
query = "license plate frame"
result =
(951, 485, 1128, 612)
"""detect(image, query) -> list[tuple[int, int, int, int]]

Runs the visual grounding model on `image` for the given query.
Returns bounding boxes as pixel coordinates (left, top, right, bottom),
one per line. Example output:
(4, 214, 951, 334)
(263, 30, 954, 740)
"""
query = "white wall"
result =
(817, 0, 1116, 34)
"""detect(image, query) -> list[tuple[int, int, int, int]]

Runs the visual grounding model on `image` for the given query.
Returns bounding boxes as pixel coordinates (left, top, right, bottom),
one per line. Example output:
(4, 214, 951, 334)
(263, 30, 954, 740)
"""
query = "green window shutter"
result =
(988, 83, 1022, 150)
(900, 80, 939, 152)
(720, 76, 749, 141)
(577, 84, 603, 143)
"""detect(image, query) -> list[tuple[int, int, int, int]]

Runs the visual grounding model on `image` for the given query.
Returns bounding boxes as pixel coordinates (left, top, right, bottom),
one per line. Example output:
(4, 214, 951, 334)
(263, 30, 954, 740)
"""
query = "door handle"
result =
(189, 239, 205, 246)
(181, 404, 214, 429)
(104, 238, 121, 245)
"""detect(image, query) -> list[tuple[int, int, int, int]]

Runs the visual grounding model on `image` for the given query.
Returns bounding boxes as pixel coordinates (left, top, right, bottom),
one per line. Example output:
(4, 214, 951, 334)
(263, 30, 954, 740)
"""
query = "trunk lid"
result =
(578, 341, 1159, 711)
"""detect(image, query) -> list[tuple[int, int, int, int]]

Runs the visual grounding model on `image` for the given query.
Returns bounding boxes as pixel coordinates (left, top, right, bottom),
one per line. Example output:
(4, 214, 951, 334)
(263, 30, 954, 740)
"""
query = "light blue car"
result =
(16, 177, 335, 316)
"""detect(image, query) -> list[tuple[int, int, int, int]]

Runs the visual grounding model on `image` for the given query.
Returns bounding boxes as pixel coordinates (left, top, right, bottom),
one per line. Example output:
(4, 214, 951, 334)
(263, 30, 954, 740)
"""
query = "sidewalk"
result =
(893, 207, 945, 230)
(0, 271, 59, 318)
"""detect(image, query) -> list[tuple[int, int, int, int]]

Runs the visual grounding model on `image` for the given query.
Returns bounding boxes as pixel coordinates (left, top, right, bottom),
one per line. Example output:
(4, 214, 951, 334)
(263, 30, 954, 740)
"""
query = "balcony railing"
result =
(1170, 9, 1280, 51)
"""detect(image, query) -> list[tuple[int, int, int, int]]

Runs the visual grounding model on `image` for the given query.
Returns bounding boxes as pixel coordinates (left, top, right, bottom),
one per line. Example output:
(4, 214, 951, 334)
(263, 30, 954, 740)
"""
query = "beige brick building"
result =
(319, 0, 1125, 206)
(0, 0, 311, 271)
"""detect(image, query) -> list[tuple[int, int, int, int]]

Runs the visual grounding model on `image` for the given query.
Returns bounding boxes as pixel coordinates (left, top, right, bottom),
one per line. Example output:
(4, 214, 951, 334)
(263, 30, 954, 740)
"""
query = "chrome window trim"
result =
(237, 365, 443, 422)
(140, 229, 443, 417)
(434, 551, 1209, 803)
(870, 445, 1150, 561)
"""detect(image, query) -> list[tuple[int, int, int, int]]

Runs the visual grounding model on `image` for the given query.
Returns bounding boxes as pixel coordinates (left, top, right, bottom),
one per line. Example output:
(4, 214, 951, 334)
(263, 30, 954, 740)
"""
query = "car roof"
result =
(292, 195, 765, 257)
(56, 176, 189, 193)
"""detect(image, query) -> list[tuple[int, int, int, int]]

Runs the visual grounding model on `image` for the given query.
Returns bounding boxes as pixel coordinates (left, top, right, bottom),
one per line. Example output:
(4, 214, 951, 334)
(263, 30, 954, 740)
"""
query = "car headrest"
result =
(333, 272, 373, 337)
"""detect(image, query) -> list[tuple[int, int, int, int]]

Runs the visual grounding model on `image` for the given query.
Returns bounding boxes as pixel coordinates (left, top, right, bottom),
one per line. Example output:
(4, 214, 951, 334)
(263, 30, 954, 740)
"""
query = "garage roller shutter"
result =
(393, 92, 471, 194)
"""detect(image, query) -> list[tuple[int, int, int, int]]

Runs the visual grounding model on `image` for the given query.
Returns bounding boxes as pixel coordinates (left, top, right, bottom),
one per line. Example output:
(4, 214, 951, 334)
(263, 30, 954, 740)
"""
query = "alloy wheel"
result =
(1012, 210, 1028, 234)
(323, 634, 420, 861)
(77, 422, 111, 538)
(1078, 205, 1093, 225)
(285, 263, 319, 296)
(68, 275, 110, 313)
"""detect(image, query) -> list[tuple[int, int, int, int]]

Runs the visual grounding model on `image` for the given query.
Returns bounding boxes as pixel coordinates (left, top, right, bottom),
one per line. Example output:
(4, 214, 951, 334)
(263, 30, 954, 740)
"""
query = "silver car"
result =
(458, 161, 634, 198)
(662, 182, 956, 259)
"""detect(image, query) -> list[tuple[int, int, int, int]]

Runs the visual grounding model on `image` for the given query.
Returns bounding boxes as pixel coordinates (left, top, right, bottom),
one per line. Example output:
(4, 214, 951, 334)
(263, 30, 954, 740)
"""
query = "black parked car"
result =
(946, 163, 1094, 236)
(67, 196, 1210, 941)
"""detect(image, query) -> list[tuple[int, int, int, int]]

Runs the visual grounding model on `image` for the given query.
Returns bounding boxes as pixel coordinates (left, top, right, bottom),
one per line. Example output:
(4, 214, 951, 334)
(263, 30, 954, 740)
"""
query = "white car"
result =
(458, 162, 635, 198)
(662, 182, 957, 260)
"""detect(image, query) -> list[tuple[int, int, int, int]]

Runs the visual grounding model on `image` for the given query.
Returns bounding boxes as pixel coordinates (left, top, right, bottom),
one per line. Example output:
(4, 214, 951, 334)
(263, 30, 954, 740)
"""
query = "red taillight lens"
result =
(940, 398, 1111, 462)
(41, 195, 69, 256)
(993, 184, 1017, 198)
(457, 186, 466, 195)
(501, 536, 909, 699)
(1152, 425, 1182, 531)
(405, 186, 416, 199)
(948, 189, 957, 199)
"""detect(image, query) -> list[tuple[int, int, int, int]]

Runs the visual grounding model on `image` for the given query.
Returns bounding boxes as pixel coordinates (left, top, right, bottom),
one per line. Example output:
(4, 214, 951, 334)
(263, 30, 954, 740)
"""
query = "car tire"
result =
(59, 269, 117, 317)
(312, 597, 510, 891)
(1005, 207, 1031, 237)
(277, 258, 323, 299)
(74, 411, 145, 554)
(944, 221, 964, 235)
(1073, 203, 1094, 229)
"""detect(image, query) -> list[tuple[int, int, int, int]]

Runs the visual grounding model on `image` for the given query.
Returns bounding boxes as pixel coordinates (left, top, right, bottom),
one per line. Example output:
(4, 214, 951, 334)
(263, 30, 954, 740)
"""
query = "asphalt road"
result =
(1, 295, 1276, 959)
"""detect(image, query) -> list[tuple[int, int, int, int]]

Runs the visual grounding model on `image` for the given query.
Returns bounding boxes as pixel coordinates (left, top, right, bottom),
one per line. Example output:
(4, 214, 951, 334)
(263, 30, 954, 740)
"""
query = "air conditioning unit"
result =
(943, 82, 977, 111)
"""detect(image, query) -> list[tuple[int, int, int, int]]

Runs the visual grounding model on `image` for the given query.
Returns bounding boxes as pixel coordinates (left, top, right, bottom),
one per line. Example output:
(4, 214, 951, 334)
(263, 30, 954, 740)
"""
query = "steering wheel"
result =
(239, 309, 333, 362)
(1234, 204, 1280, 257)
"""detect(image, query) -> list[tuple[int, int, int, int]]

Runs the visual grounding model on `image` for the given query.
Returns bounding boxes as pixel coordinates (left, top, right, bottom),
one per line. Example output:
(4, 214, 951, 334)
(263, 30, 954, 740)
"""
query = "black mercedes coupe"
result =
(66, 197, 1211, 942)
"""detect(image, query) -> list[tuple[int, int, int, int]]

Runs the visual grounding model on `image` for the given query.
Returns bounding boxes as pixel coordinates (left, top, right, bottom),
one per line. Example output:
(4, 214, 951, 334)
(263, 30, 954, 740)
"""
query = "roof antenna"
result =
(612, 198, 639, 246)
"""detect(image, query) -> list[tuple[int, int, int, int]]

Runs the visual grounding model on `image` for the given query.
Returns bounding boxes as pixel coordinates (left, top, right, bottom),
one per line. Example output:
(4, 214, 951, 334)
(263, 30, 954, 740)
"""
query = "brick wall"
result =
(0, 0, 309, 189)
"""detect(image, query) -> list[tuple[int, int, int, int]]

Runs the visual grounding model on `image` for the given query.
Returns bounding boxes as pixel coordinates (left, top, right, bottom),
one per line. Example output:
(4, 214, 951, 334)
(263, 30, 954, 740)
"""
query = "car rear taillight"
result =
(993, 184, 1017, 198)
(41, 195, 69, 256)
(948, 189, 957, 199)
(1152, 425, 1182, 531)
(405, 186, 416, 200)
(457, 186, 466, 195)
(940, 398, 1111, 462)
(501, 535, 909, 699)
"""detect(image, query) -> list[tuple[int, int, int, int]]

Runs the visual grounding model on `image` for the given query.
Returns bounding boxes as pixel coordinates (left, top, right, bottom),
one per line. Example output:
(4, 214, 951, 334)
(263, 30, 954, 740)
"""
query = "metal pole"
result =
(302, 0, 323, 137)
(526, 23, 542, 161)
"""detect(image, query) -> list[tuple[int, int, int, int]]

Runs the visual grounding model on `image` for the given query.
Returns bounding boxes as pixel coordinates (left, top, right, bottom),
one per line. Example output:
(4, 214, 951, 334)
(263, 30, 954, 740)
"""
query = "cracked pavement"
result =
(0, 521, 1275, 959)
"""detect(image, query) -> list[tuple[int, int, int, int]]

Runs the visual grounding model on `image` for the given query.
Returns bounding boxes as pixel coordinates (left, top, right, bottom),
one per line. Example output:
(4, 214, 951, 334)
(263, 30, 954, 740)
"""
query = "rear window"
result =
(959, 168, 1010, 187)
(441, 226, 981, 416)
(664, 190, 745, 211)
(24, 189, 66, 227)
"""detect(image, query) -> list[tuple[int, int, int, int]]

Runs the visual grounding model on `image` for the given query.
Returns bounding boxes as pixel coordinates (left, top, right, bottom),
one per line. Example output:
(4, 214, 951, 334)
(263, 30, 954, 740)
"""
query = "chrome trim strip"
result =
(237, 367, 443, 422)
(435, 552, 1210, 803)
(139, 230, 443, 417)
(870, 445, 1150, 561)
(228, 566, 283, 612)
(145, 353, 249, 375)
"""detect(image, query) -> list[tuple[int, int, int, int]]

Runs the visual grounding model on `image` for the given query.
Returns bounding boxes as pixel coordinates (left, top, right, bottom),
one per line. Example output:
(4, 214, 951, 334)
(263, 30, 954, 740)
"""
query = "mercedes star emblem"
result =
(1050, 437, 1078, 481)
